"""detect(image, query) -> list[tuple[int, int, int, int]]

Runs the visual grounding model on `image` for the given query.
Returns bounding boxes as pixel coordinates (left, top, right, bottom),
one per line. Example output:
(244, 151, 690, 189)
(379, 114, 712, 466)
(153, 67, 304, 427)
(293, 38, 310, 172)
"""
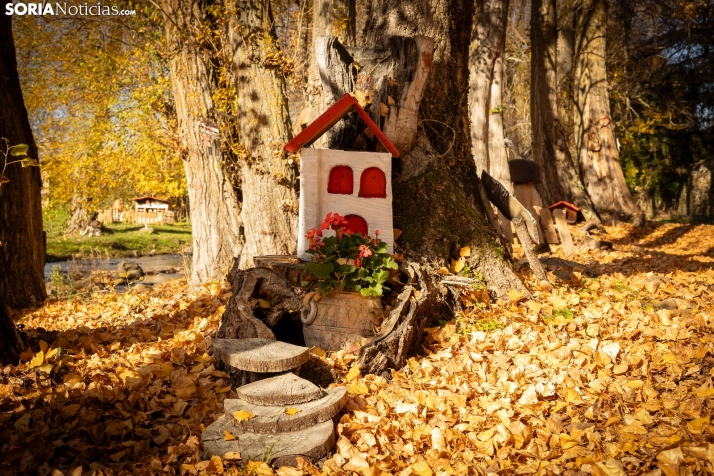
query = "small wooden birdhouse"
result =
(548, 201, 581, 224)
(284, 94, 400, 261)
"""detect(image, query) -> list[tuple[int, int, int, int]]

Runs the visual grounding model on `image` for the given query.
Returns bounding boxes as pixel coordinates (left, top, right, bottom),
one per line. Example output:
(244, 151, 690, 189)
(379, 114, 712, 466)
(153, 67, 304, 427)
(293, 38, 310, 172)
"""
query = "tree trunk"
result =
(0, 8, 46, 308)
(531, 0, 598, 218)
(162, 0, 244, 283)
(468, 0, 510, 183)
(305, 0, 355, 144)
(487, 55, 511, 190)
(0, 301, 25, 365)
(226, 0, 299, 268)
(0, 5, 39, 362)
(556, 0, 576, 162)
(364, 0, 474, 164)
(573, 0, 643, 225)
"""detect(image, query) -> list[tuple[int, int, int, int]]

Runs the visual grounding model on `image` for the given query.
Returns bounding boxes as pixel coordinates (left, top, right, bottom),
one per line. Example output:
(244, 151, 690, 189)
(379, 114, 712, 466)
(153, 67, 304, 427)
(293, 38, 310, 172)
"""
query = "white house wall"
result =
(297, 148, 394, 260)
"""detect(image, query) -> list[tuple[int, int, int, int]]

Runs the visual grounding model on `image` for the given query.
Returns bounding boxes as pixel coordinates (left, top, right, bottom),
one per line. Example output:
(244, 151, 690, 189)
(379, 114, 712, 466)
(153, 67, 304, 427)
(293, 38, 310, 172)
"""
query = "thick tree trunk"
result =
(305, 0, 355, 143)
(360, 0, 523, 296)
(573, 0, 643, 225)
(226, 0, 298, 268)
(364, 0, 474, 163)
(469, 0, 510, 183)
(531, 0, 598, 218)
(162, 0, 244, 283)
(556, 0, 576, 162)
(0, 6, 38, 362)
(0, 301, 25, 365)
(487, 56, 510, 190)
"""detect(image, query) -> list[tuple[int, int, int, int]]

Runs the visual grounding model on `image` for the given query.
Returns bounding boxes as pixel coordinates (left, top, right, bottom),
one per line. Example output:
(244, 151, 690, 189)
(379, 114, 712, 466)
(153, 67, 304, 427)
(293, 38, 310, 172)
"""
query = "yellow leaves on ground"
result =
(310, 347, 326, 358)
(314, 222, 714, 476)
(232, 410, 255, 422)
(344, 365, 361, 382)
(27, 350, 44, 369)
(284, 408, 301, 416)
(223, 429, 237, 441)
(4, 222, 714, 475)
(2, 279, 233, 474)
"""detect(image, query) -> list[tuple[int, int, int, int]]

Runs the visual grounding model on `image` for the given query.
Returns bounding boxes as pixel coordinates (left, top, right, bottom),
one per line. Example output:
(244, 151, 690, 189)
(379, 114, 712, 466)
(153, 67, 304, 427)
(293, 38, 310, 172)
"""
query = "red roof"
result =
(133, 196, 169, 203)
(547, 201, 580, 212)
(284, 94, 400, 157)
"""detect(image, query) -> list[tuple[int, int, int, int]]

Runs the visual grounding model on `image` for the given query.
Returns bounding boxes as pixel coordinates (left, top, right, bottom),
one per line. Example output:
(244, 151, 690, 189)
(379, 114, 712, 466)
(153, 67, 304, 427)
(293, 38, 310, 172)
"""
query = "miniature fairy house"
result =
(284, 94, 400, 261)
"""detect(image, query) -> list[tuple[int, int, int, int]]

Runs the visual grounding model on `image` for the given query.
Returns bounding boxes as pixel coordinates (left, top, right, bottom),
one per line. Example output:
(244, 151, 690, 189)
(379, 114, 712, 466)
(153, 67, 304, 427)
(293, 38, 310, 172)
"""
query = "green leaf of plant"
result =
(373, 270, 389, 284)
(313, 262, 334, 280)
(10, 144, 29, 156)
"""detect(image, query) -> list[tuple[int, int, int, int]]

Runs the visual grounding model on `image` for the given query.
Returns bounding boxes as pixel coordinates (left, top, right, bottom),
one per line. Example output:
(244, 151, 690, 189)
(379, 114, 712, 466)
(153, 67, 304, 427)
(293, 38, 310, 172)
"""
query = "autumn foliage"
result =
(1, 222, 712, 474)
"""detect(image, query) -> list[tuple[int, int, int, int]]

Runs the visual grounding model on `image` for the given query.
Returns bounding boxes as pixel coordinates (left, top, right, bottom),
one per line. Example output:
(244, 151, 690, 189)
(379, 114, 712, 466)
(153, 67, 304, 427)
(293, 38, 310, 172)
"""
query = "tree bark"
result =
(531, 0, 598, 218)
(0, 5, 38, 362)
(226, 0, 299, 268)
(162, 0, 244, 283)
(573, 0, 643, 225)
(556, 0, 576, 162)
(0, 301, 25, 365)
(487, 55, 511, 189)
(364, 0, 474, 163)
(305, 0, 356, 144)
(468, 0, 510, 184)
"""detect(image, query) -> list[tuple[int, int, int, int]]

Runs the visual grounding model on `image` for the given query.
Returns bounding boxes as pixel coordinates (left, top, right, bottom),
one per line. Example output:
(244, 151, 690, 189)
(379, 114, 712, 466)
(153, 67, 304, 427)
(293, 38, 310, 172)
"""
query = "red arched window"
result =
(327, 166, 354, 194)
(358, 167, 387, 198)
(343, 215, 369, 236)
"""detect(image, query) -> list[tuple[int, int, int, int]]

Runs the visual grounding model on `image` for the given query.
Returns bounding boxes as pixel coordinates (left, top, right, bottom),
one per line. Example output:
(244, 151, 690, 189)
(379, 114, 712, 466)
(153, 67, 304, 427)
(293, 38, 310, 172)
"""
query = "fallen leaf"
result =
(28, 350, 44, 368)
(223, 429, 236, 441)
(345, 365, 360, 382)
(233, 410, 255, 422)
(285, 408, 301, 416)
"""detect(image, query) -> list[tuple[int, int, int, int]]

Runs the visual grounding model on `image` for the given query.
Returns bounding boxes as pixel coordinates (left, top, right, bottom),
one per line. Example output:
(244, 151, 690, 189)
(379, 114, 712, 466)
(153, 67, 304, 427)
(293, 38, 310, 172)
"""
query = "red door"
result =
(358, 167, 387, 198)
(327, 166, 354, 194)
(343, 215, 369, 236)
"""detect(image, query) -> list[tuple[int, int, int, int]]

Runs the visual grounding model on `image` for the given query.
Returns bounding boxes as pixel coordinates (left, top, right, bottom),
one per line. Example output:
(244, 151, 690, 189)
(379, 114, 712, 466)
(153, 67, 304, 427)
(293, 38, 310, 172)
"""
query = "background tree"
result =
(573, 0, 643, 225)
(14, 14, 187, 232)
(608, 0, 714, 218)
(226, 0, 298, 268)
(0, 1, 44, 362)
(469, 0, 511, 189)
(161, 0, 244, 281)
(530, 0, 597, 217)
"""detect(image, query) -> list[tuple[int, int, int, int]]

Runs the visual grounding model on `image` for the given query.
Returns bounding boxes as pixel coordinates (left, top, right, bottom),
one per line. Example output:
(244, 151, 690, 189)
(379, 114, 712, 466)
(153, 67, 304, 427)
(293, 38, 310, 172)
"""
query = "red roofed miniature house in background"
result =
(285, 94, 398, 260)
(548, 201, 581, 224)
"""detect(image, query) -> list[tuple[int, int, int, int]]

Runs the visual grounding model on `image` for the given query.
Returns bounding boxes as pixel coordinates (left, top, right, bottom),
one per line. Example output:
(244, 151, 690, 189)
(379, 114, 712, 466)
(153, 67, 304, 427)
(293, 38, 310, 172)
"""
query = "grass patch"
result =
(44, 209, 192, 261)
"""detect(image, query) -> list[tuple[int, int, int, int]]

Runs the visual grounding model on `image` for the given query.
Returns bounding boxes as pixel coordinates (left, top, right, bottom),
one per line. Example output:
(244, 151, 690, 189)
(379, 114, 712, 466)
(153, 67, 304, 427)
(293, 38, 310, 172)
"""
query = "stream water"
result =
(44, 254, 187, 291)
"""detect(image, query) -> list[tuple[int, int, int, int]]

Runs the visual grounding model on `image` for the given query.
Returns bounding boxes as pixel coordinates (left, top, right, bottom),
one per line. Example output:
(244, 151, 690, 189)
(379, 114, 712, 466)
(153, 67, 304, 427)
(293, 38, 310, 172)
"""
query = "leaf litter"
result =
(1, 222, 713, 475)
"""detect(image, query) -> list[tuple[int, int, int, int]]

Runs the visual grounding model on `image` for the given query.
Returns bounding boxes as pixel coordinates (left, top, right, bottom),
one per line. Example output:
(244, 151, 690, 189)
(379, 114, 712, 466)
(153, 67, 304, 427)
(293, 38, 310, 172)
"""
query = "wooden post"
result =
(538, 206, 559, 244)
(553, 209, 575, 256)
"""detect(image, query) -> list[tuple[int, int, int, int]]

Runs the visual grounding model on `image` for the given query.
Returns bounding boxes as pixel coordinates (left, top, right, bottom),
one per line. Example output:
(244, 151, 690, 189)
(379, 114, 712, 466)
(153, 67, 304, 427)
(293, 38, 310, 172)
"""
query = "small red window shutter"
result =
(358, 167, 387, 198)
(343, 215, 369, 236)
(327, 166, 354, 194)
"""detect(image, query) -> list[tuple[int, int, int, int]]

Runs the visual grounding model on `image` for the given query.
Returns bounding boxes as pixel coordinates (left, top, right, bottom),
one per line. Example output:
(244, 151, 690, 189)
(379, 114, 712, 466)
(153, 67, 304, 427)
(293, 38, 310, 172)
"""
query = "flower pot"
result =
(302, 291, 383, 351)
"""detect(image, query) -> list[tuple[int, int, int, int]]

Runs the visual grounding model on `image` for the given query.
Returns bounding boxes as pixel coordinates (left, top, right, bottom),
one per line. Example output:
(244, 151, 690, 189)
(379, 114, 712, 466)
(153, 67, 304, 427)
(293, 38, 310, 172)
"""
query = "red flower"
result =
(358, 244, 373, 258)
(354, 259, 361, 268)
(375, 229, 380, 236)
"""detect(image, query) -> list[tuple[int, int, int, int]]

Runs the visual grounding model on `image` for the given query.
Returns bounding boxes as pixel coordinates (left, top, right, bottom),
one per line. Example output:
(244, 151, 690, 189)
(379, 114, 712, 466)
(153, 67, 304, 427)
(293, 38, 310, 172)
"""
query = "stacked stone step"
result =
(202, 338, 347, 467)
